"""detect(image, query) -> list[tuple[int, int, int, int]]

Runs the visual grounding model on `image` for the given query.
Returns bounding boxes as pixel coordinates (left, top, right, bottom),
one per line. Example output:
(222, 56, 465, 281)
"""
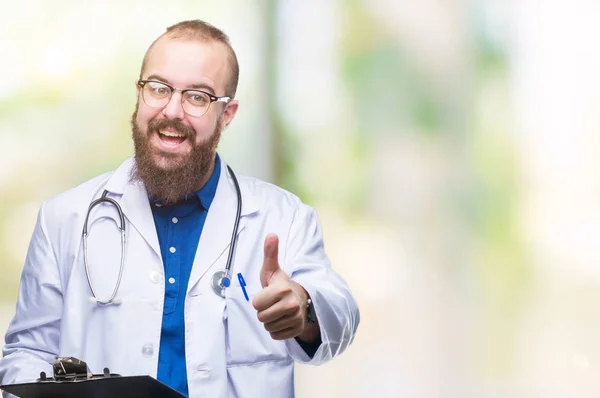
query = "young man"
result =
(0, 20, 359, 398)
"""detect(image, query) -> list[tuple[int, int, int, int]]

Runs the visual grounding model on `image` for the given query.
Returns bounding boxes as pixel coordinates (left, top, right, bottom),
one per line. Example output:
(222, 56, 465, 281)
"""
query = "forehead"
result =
(143, 37, 231, 94)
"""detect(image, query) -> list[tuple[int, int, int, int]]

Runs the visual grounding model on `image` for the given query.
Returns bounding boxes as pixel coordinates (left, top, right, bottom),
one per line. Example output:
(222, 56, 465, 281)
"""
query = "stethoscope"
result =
(83, 165, 242, 305)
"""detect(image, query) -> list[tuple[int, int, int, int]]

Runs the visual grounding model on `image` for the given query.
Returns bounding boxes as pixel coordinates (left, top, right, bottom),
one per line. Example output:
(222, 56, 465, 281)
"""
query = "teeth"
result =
(159, 130, 185, 138)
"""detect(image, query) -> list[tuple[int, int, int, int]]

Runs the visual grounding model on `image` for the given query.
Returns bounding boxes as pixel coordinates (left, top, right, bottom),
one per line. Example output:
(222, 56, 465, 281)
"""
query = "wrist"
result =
(293, 283, 321, 344)
(297, 319, 320, 344)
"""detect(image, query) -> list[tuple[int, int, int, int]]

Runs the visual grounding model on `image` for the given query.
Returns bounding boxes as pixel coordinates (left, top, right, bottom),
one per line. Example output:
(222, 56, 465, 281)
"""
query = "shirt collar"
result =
(192, 153, 221, 210)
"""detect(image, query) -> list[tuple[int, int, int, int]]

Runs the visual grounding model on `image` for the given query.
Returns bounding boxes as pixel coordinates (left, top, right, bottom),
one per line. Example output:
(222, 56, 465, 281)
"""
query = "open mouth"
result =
(157, 129, 187, 148)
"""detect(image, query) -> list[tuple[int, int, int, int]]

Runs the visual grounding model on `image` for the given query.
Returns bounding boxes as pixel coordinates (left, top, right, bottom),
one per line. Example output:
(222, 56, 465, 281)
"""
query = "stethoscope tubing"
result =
(82, 166, 242, 305)
(222, 165, 242, 287)
(83, 191, 126, 306)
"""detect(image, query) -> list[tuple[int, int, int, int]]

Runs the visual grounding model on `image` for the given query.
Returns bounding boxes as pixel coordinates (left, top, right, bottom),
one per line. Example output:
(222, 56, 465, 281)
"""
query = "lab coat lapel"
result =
(103, 158, 161, 258)
(187, 161, 257, 293)
(121, 182, 161, 258)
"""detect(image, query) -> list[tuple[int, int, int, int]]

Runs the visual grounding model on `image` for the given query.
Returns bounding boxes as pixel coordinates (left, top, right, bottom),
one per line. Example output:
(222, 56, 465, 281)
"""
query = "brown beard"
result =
(129, 106, 223, 205)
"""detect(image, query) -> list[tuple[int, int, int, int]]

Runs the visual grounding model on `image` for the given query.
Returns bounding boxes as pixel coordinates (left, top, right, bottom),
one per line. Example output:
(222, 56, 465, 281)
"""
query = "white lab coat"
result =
(0, 156, 359, 398)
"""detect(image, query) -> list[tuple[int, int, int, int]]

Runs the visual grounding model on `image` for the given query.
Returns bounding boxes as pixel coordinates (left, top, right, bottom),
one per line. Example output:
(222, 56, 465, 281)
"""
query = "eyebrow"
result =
(145, 74, 216, 95)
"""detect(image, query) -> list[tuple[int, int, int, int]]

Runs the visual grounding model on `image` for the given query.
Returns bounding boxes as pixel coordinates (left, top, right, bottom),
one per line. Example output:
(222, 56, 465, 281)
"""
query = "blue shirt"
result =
(151, 156, 221, 397)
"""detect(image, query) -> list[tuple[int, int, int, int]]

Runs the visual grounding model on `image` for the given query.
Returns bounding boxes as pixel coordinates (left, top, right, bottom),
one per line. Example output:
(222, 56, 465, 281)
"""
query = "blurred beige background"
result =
(3, 0, 600, 397)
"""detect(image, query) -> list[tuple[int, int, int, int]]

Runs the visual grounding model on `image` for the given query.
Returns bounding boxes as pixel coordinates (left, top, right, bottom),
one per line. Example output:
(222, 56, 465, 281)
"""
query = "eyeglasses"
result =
(137, 80, 231, 117)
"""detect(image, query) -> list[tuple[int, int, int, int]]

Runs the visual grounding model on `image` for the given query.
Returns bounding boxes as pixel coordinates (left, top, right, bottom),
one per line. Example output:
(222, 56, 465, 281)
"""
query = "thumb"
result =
(260, 233, 281, 287)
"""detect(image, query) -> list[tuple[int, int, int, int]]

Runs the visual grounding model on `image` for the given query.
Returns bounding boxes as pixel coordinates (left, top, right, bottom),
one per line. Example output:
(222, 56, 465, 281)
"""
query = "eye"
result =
(147, 82, 170, 97)
(186, 92, 210, 106)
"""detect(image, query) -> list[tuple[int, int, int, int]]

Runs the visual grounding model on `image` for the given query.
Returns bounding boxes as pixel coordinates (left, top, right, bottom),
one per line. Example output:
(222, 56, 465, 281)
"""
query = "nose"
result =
(161, 91, 186, 120)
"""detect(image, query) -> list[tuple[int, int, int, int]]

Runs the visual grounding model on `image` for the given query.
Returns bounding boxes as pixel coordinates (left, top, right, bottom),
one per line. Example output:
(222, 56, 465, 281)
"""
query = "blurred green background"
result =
(3, 0, 600, 396)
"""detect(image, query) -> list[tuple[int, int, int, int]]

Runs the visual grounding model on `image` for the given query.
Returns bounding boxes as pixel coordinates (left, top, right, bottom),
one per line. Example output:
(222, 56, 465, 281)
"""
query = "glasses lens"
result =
(182, 91, 211, 116)
(142, 81, 171, 108)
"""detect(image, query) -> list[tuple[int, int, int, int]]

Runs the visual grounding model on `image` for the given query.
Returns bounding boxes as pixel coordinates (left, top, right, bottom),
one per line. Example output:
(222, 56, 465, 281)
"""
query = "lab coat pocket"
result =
(224, 283, 288, 366)
(227, 278, 261, 302)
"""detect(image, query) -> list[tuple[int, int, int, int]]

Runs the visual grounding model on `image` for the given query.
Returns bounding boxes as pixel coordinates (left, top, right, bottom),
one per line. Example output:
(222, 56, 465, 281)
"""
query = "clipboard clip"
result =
(37, 357, 121, 382)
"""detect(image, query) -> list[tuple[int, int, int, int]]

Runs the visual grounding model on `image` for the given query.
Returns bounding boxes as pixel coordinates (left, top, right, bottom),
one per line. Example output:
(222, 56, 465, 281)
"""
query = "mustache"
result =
(147, 118, 195, 139)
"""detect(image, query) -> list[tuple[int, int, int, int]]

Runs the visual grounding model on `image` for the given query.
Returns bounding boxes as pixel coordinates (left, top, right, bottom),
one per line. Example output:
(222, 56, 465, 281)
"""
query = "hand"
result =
(252, 234, 310, 341)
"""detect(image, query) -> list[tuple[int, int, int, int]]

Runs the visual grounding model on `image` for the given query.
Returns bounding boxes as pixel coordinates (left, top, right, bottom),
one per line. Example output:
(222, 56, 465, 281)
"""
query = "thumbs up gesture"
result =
(252, 234, 315, 341)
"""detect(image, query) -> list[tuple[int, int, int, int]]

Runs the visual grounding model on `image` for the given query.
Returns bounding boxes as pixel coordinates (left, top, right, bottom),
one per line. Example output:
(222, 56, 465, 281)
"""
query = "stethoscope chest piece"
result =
(211, 271, 231, 298)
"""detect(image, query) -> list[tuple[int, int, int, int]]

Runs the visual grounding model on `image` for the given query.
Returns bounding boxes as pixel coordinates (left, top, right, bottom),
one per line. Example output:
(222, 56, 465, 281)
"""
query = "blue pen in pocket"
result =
(237, 273, 249, 301)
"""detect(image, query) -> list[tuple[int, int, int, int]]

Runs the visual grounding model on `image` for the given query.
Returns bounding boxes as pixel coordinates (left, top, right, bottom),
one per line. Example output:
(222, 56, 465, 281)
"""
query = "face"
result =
(130, 37, 238, 204)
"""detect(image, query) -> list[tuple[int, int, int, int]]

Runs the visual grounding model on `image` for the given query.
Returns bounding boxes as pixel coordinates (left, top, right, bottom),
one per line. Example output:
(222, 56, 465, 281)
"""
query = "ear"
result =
(221, 100, 239, 130)
(134, 79, 141, 98)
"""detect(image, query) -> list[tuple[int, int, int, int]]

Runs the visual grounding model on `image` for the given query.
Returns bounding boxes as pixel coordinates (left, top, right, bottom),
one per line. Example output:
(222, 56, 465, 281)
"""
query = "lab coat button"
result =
(142, 343, 154, 358)
(149, 271, 160, 284)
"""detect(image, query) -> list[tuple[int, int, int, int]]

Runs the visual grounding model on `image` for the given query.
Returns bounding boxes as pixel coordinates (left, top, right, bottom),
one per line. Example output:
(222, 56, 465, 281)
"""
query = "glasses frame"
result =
(137, 79, 231, 116)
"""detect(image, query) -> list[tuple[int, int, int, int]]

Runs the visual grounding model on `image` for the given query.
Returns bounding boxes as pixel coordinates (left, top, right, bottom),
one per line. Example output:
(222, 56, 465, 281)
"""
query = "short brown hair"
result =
(140, 20, 239, 98)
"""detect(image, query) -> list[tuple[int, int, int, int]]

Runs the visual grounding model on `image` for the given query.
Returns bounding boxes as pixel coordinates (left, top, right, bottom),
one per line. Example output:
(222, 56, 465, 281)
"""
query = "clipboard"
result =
(0, 357, 186, 398)
(0, 375, 186, 398)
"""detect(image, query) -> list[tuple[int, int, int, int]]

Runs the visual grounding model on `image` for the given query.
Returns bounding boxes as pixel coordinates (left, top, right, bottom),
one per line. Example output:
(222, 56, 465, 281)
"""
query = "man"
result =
(0, 20, 359, 398)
